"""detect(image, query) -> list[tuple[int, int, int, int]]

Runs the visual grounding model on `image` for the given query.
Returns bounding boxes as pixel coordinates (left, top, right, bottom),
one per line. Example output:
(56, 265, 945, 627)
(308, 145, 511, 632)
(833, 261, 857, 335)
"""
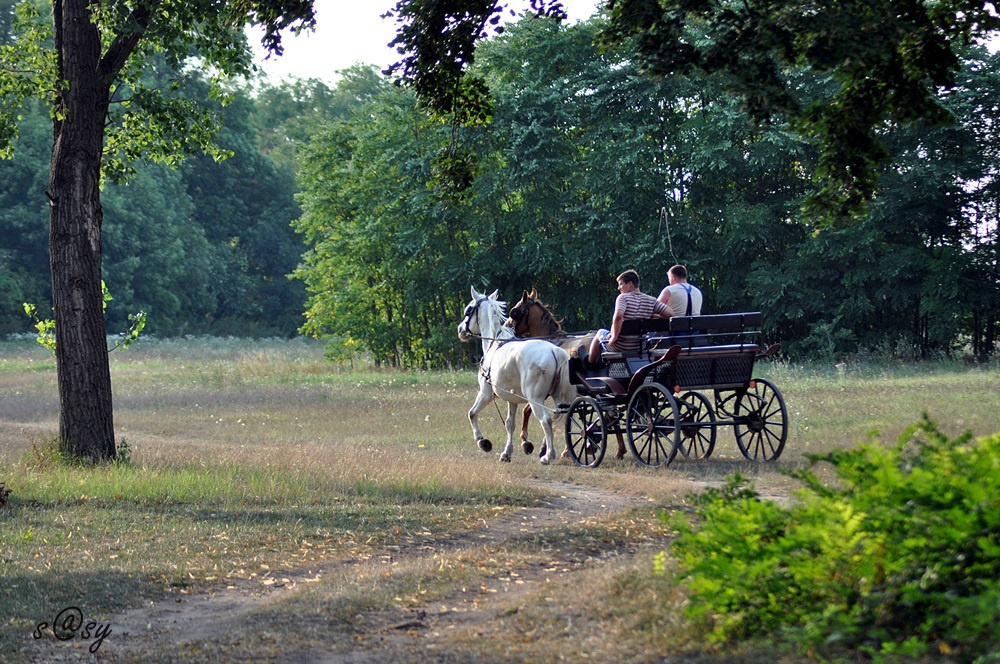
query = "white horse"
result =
(457, 287, 578, 464)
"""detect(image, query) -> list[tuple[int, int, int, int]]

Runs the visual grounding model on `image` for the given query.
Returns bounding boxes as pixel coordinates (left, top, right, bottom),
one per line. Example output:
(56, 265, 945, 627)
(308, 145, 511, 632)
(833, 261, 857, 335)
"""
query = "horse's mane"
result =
(532, 296, 564, 330)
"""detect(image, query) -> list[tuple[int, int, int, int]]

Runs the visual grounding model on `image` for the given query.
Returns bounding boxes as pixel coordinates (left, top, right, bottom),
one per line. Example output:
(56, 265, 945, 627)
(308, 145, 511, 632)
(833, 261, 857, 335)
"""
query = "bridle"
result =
(460, 297, 487, 334)
(505, 299, 533, 337)
(506, 297, 562, 339)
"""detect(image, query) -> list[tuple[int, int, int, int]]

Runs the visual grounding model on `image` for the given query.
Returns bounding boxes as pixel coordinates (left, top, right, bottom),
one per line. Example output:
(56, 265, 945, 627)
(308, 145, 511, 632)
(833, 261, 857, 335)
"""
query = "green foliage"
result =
(113, 437, 133, 468)
(2, 75, 310, 338)
(295, 14, 1000, 366)
(664, 417, 1000, 661)
(23, 282, 146, 355)
(0, 0, 57, 157)
(21, 302, 55, 354)
(602, 0, 1000, 225)
(293, 79, 477, 369)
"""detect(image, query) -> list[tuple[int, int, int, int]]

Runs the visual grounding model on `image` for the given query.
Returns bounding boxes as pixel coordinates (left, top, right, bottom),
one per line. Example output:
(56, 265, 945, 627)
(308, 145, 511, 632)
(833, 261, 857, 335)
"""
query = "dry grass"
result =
(1, 337, 998, 662)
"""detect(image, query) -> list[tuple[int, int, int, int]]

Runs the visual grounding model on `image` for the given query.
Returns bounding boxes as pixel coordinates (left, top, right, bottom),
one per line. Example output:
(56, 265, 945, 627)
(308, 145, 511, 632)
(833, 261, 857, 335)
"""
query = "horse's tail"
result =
(548, 347, 578, 416)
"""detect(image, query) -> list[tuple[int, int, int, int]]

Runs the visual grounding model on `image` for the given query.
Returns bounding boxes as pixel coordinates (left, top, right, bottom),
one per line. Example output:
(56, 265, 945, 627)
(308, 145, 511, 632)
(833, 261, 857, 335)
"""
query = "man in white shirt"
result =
(657, 265, 703, 317)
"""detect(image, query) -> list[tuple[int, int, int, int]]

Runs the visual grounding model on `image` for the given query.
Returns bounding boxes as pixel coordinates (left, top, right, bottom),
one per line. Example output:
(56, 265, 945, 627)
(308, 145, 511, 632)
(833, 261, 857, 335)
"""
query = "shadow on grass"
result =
(1, 567, 156, 663)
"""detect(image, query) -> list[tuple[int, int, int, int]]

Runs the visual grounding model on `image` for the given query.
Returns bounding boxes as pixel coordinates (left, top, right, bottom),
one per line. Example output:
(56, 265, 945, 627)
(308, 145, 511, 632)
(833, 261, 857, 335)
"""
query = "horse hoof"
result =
(500, 454, 511, 463)
(521, 441, 534, 455)
(478, 439, 493, 453)
(540, 456, 552, 465)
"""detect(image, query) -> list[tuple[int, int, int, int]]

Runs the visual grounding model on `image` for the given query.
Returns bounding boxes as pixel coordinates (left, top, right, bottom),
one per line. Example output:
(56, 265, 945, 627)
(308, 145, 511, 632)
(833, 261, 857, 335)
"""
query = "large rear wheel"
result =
(564, 397, 607, 467)
(734, 378, 788, 461)
(625, 383, 681, 467)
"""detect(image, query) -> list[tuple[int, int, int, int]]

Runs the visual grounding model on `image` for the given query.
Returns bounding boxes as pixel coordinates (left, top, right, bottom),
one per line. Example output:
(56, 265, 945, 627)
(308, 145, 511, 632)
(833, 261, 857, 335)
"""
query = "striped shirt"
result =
(609, 292, 667, 352)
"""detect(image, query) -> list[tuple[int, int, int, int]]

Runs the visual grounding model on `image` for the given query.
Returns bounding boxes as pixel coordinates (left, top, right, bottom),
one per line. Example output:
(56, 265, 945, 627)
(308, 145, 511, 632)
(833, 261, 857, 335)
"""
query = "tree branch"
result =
(98, 0, 160, 80)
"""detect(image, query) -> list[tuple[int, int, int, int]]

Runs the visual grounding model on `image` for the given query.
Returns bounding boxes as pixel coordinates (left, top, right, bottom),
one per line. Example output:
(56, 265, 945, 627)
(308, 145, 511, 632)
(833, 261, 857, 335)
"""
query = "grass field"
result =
(1, 336, 998, 662)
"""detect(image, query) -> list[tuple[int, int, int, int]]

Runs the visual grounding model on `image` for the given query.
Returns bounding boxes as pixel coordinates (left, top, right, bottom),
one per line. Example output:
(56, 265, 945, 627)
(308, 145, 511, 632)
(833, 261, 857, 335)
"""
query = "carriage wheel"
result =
(625, 383, 681, 467)
(564, 397, 607, 468)
(734, 378, 788, 461)
(676, 391, 716, 460)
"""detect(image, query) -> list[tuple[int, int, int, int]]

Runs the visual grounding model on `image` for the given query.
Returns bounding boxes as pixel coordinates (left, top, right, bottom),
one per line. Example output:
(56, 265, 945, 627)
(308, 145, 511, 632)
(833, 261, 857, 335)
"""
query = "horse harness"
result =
(507, 298, 563, 340)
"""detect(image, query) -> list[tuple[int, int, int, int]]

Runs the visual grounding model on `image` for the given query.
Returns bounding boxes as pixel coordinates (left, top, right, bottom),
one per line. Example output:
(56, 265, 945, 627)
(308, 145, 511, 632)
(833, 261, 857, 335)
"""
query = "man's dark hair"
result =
(669, 265, 688, 280)
(617, 269, 640, 287)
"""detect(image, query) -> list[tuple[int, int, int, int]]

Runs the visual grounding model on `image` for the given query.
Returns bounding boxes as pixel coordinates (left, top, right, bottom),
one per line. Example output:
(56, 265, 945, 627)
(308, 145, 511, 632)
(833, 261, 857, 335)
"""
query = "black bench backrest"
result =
(618, 318, 672, 336)
(669, 311, 761, 333)
(654, 311, 761, 350)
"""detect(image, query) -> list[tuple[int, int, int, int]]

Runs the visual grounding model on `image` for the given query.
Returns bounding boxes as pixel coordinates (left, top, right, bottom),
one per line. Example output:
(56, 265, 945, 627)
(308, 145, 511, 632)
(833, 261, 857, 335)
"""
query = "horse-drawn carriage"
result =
(458, 288, 788, 468)
(562, 312, 788, 468)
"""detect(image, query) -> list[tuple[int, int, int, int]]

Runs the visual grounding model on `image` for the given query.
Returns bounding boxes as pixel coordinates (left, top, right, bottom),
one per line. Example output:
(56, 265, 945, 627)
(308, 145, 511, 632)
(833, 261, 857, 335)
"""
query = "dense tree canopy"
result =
(388, 0, 1000, 223)
(2, 4, 998, 380)
(294, 14, 1000, 365)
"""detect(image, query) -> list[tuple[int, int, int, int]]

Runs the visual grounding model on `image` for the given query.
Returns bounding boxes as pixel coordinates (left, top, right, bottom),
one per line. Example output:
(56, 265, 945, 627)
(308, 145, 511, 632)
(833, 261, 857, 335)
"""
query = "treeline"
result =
(295, 16, 1000, 367)
(0, 68, 324, 337)
(2, 14, 998, 364)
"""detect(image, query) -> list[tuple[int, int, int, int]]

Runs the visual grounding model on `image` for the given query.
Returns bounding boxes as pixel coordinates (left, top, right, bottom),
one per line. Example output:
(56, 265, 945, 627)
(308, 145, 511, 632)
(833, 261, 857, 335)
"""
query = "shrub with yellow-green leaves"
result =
(663, 416, 1000, 663)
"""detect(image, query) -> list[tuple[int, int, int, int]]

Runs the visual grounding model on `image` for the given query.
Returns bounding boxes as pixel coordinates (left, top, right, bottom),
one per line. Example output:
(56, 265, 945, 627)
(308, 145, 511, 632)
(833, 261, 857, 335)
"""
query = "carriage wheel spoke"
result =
(565, 397, 606, 468)
(734, 378, 787, 462)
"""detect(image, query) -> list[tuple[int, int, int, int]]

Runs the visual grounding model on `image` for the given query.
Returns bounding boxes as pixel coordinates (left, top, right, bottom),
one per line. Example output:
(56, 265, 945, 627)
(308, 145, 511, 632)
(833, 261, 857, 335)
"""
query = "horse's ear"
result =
(520, 290, 530, 302)
(529, 288, 538, 299)
(488, 289, 499, 300)
(471, 286, 482, 300)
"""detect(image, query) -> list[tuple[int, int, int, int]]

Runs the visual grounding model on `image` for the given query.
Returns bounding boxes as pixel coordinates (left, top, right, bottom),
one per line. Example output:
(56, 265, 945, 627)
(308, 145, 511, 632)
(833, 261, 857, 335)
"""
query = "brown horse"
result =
(505, 290, 630, 459)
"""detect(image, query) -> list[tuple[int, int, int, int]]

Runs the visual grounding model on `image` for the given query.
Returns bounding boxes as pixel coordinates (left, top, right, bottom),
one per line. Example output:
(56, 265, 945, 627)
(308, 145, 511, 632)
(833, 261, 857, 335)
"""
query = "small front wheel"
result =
(734, 378, 788, 461)
(625, 383, 681, 467)
(676, 391, 716, 460)
(564, 397, 607, 467)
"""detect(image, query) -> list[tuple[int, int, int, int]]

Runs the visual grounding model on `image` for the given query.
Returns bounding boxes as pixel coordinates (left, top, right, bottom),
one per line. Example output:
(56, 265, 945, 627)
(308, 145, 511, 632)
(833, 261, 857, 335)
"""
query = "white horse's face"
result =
(457, 298, 482, 341)
(457, 287, 501, 341)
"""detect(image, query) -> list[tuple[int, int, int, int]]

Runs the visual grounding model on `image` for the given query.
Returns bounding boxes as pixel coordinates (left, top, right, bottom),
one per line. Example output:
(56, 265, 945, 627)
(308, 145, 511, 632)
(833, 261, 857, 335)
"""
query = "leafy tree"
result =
(294, 78, 477, 368)
(184, 82, 307, 336)
(749, 45, 1000, 359)
(101, 163, 215, 334)
(253, 66, 385, 171)
(388, 0, 1000, 224)
(0, 0, 315, 461)
(0, 100, 49, 333)
(470, 14, 685, 327)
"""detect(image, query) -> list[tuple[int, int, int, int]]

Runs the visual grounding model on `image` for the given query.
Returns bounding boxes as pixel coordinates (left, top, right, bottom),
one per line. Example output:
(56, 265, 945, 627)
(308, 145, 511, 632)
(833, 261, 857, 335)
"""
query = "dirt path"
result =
(30, 480, 658, 663)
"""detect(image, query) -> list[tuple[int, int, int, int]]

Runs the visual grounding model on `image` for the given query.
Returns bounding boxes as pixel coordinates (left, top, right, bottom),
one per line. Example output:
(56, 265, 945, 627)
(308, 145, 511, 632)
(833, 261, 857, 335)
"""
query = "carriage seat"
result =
(649, 343, 761, 358)
(599, 318, 673, 361)
(647, 311, 763, 351)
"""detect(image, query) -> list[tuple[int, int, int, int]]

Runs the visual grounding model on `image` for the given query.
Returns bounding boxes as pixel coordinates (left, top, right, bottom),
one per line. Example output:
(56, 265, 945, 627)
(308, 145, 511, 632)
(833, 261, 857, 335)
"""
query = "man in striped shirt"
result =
(587, 269, 668, 364)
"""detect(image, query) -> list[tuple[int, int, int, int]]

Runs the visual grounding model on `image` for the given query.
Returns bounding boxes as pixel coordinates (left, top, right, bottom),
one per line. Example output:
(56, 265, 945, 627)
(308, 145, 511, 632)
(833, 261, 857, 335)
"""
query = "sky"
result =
(250, 0, 603, 86)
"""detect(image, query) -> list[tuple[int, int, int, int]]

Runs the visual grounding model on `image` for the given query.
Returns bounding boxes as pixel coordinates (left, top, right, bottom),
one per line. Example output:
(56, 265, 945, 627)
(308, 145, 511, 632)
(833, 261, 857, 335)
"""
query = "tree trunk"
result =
(49, 0, 115, 462)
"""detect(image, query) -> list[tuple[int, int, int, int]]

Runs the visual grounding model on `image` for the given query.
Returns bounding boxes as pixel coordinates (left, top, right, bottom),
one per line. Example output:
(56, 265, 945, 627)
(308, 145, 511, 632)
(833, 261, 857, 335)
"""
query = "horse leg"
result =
(534, 405, 558, 465)
(468, 382, 496, 453)
(520, 405, 535, 455)
(499, 402, 518, 463)
(615, 431, 626, 460)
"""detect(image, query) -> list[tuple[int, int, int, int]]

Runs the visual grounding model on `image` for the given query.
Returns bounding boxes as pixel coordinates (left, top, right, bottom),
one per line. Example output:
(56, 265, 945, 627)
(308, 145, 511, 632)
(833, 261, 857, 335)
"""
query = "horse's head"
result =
(457, 287, 505, 342)
(505, 289, 537, 337)
(505, 288, 561, 338)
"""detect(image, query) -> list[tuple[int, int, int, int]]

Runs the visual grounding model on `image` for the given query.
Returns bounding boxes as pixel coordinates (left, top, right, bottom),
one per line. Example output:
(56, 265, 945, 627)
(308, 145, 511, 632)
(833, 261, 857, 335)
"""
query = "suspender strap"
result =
(683, 284, 693, 316)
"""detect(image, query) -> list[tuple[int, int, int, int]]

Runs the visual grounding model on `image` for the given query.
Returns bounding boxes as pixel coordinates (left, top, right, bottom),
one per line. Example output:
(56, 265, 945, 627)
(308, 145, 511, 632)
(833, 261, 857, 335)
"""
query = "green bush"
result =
(663, 416, 1000, 663)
